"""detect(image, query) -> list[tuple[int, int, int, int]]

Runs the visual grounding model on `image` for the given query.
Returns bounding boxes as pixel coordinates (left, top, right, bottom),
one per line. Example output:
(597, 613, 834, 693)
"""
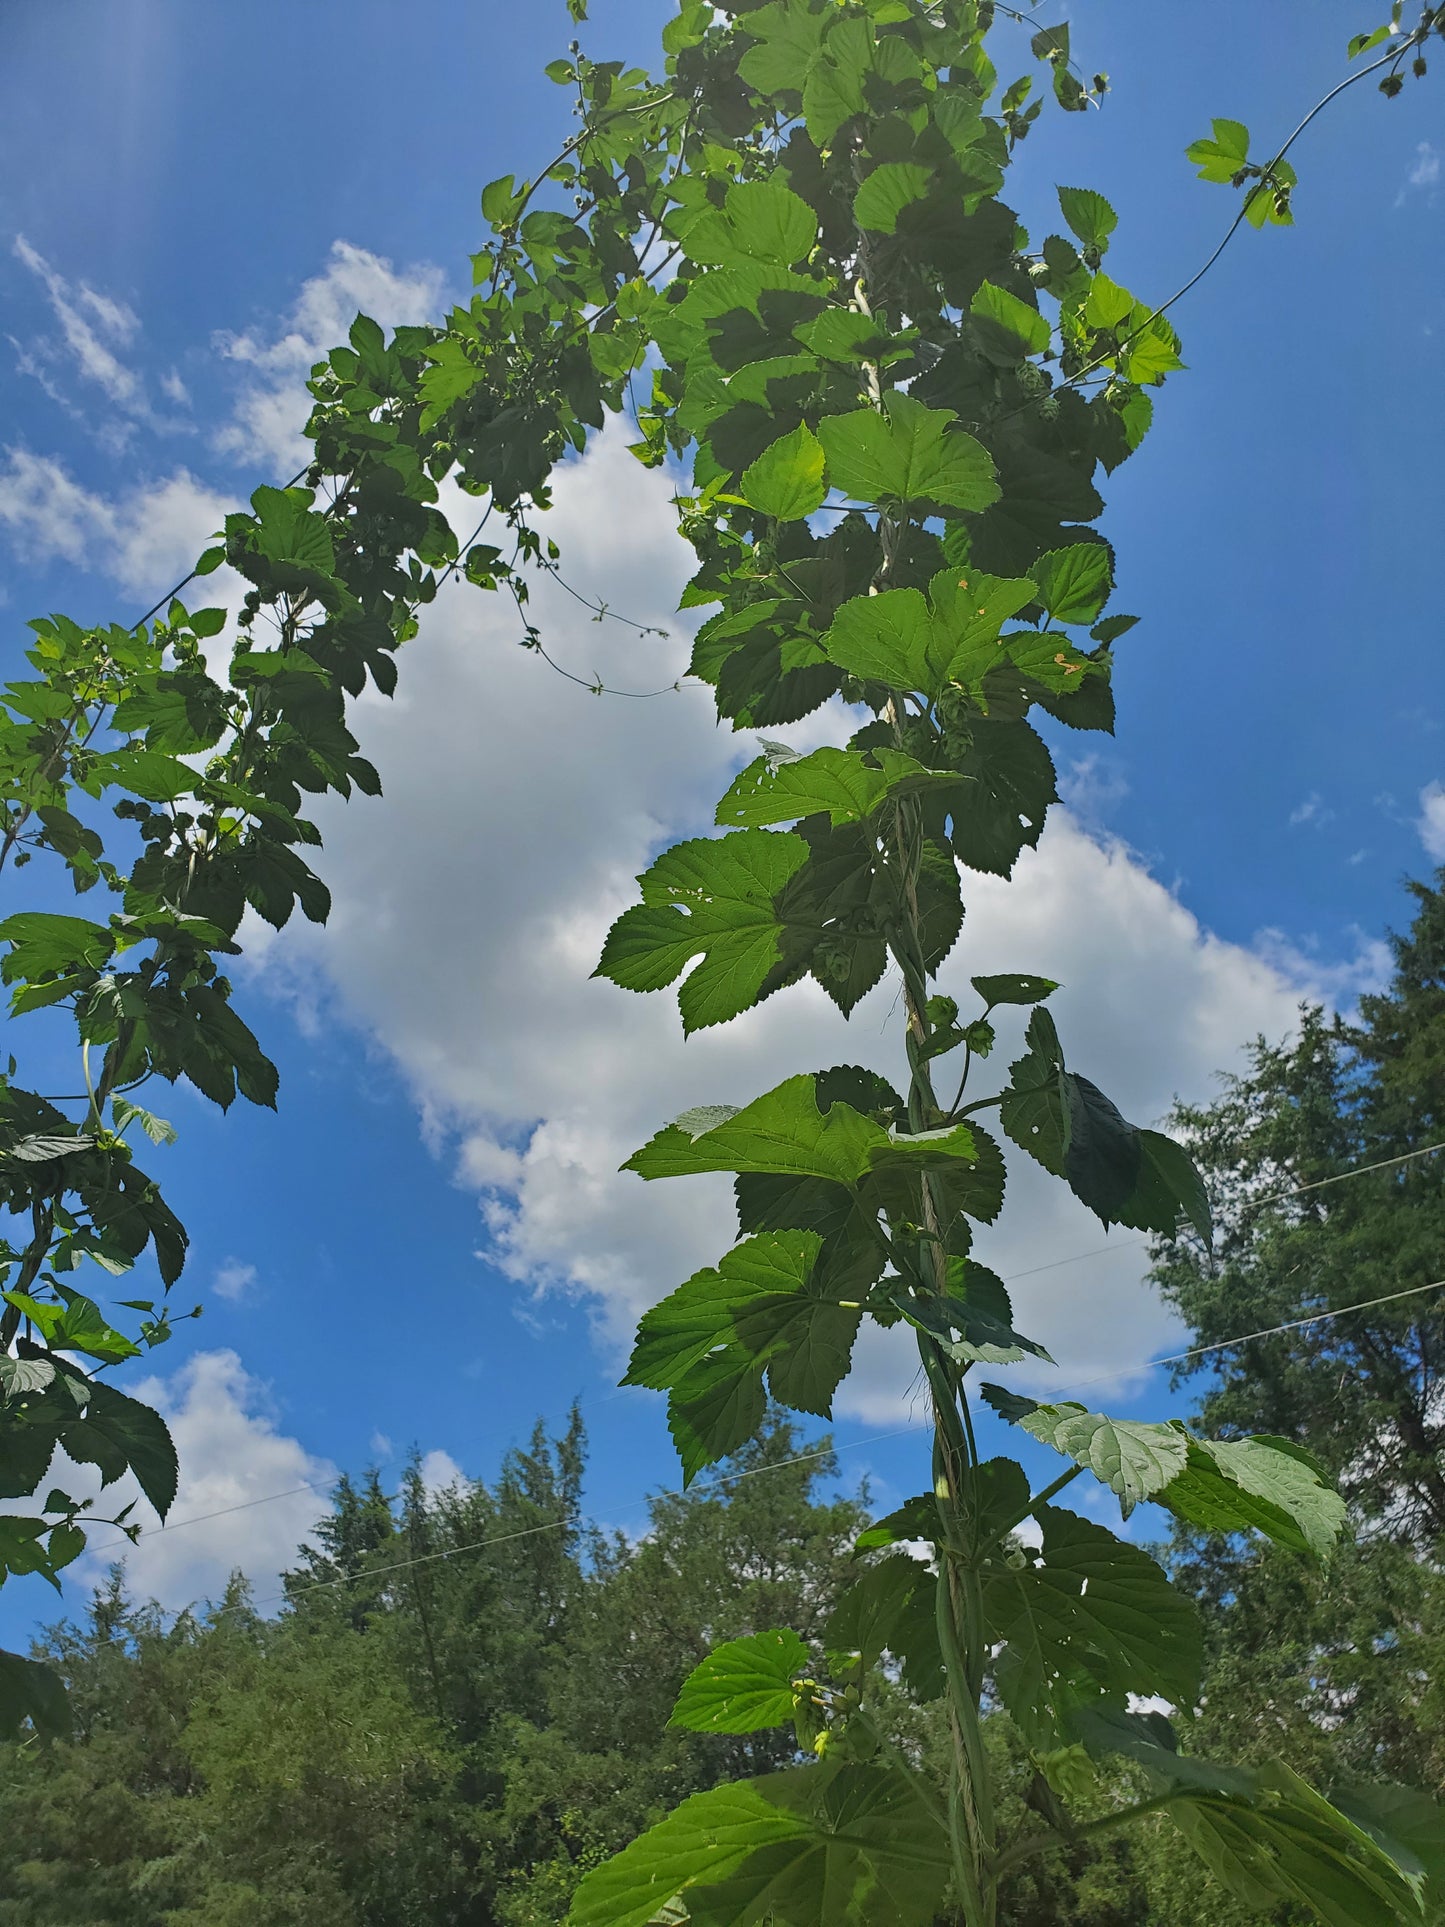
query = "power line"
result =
(1054, 1275, 1445, 1397)
(178, 1271, 1445, 1622)
(81, 1133, 1445, 1557)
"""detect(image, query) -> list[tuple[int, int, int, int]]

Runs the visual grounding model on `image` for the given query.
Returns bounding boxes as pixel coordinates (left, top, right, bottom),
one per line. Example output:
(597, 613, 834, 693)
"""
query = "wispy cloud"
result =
(9, 234, 192, 441)
(214, 1259, 259, 1303)
(1289, 790, 1335, 830)
(1408, 141, 1441, 190)
(1419, 781, 1445, 862)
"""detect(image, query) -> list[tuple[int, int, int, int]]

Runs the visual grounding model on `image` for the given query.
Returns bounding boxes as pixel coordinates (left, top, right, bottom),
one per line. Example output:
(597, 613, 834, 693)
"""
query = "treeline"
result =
(2, 873, 1442, 1926)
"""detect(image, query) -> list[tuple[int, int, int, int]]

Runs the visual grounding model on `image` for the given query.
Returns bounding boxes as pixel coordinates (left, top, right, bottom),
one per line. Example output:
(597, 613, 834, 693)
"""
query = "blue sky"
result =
(1, 0, 1441, 1640)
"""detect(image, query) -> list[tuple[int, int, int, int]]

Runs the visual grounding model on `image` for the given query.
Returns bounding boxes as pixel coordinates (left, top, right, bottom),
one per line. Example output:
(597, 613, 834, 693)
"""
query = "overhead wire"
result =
(182, 1266, 1445, 1623)
(83, 1136, 1445, 1555)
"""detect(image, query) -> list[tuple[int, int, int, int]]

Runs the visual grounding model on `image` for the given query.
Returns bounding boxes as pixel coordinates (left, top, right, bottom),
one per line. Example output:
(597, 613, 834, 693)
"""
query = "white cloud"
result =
(420, 1448, 466, 1496)
(1408, 141, 1441, 189)
(1058, 752, 1128, 827)
(13, 233, 140, 409)
(69, 1349, 336, 1610)
(1419, 780, 1445, 861)
(0, 448, 235, 599)
(239, 422, 1361, 1424)
(215, 240, 446, 470)
(1288, 790, 1334, 829)
(213, 1259, 258, 1303)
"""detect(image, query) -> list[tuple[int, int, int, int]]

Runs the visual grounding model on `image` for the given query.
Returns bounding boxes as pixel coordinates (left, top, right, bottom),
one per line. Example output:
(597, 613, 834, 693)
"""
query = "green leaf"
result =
(739, 424, 827, 521)
(817, 394, 999, 514)
(970, 282, 1051, 361)
(823, 589, 941, 691)
(890, 1263, 1052, 1368)
(1000, 1014, 1212, 1239)
(0, 1356, 55, 1397)
(0, 1650, 70, 1742)
(1185, 118, 1251, 184)
(670, 1628, 810, 1734)
(1018, 1405, 1189, 1517)
(596, 830, 811, 1034)
(112, 1097, 178, 1147)
(1057, 186, 1118, 252)
(795, 311, 914, 367)
(626, 1227, 862, 1474)
(827, 1554, 943, 1696)
(570, 1765, 951, 1927)
(724, 179, 817, 266)
(1171, 1758, 1426, 1927)
(0, 912, 113, 983)
(666, 1350, 768, 1488)
(853, 162, 931, 234)
(1159, 1435, 1347, 1559)
(626, 1229, 819, 1389)
(570, 1777, 811, 1927)
(1347, 26, 1393, 57)
(735, 0, 830, 98)
(1030, 543, 1113, 625)
(983, 1504, 1202, 1749)
(626, 1075, 888, 1187)
(717, 747, 890, 829)
(1330, 1780, 1445, 1896)
(971, 973, 1058, 1009)
(66, 1380, 178, 1518)
(481, 173, 525, 227)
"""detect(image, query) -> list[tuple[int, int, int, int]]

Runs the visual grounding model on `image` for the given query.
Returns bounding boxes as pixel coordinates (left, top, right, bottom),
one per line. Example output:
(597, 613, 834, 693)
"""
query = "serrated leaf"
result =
(724, 179, 818, 266)
(890, 1262, 1052, 1368)
(717, 747, 890, 828)
(739, 423, 827, 521)
(972, 973, 1059, 1008)
(571, 1764, 951, 1927)
(0, 911, 113, 983)
(66, 1380, 178, 1518)
(1185, 118, 1251, 184)
(596, 830, 812, 1034)
(1160, 1435, 1346, 1559)
(671, 1628, 810, 1734)
(0, 1356, 56, 1396)
(1057, 186, 1118, 251)
(823, 588, 939, 691)
(1330, 1780, 1445, 1896)
(626, 1230, 822, 1391)
(983, 1505, 1202, 1749)
(1171, 1758, 1425, 1927)
(1019, 1405, 1189, 1516)
(853, 162, 931, 234)
(626, 1227, 862, 1472)
(818, 394, 999, 514)
(827, 1554, 942, 1696)
(970, 281, 1051, 361)
(626, 1075, 888, 1186)
(1030, 543, 1113, 625)
(0, 1650, 70, 1742)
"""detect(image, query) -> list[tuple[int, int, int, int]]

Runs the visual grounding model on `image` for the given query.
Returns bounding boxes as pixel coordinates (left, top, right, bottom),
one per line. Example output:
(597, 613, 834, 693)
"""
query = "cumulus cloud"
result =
(1419, 781, 1445, 861)
(0, 447, 235, 600)
(69, 1350, 336, 1611)
(243, 422, 1353, 1421)
(215, 240, 446, 470)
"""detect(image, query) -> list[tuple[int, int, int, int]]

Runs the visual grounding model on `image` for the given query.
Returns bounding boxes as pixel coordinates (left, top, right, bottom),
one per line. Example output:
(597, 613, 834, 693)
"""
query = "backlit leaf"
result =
(671, 1628, 810, 1734)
